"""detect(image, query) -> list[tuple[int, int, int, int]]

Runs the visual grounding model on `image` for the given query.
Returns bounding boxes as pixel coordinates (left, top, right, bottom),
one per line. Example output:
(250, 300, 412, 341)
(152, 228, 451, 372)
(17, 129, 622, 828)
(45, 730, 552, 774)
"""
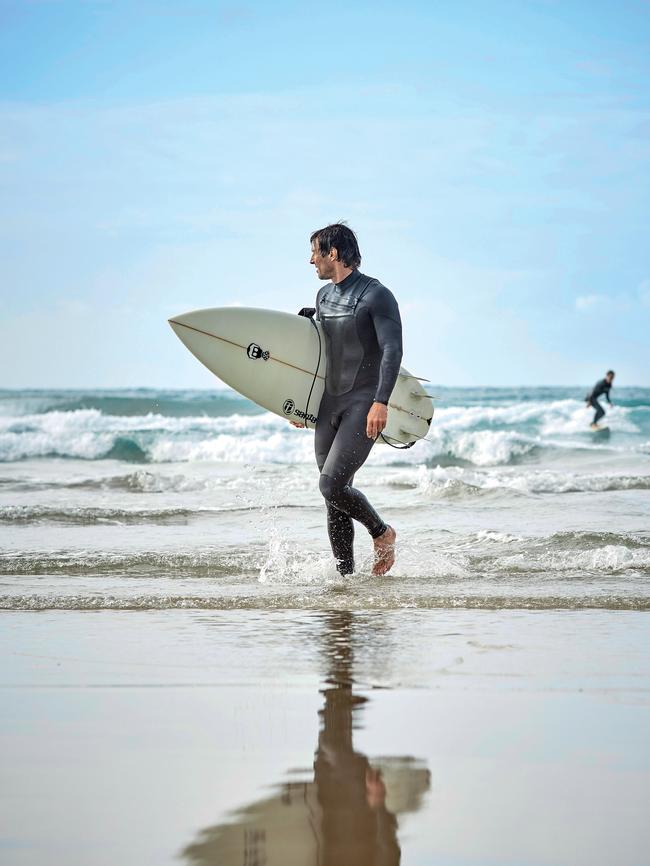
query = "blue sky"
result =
(1, 0, 649, 387)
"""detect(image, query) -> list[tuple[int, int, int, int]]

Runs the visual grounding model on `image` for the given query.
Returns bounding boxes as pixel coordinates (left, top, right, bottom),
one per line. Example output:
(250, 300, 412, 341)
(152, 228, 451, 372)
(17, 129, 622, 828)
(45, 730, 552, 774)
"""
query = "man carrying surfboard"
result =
(294, 223, 402, 577)
(586, 370, 615, 430)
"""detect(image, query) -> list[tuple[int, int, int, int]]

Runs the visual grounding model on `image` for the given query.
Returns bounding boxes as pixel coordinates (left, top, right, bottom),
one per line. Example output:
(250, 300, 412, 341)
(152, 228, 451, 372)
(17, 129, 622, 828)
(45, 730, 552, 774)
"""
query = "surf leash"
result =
(379, 432, 415, 449)
(303, 313, 431, 450)
(305, 315, 322, 428)
(380, 394, 440, 448)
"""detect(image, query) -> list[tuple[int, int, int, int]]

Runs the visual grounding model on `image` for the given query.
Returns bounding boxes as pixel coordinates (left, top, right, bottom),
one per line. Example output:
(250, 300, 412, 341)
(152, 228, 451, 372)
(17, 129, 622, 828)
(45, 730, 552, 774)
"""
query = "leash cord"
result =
(305, 316, 420, 450)
(379, 432, 415, 450)
(305, 316, 322, 427)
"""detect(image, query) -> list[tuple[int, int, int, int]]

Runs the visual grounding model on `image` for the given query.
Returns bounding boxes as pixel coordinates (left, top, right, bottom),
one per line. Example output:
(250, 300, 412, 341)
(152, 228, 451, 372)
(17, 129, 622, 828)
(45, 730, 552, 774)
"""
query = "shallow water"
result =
(2, 609, 649, 866)
(1, 387, 649, 611)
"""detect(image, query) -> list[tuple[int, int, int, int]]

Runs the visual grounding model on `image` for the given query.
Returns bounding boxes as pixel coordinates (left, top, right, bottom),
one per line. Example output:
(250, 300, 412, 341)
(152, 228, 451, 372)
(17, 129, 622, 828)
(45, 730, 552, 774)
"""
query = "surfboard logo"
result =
(283, 398, 317, 424)
(294, 408, 318, 424)
(247, 343, 270, 361)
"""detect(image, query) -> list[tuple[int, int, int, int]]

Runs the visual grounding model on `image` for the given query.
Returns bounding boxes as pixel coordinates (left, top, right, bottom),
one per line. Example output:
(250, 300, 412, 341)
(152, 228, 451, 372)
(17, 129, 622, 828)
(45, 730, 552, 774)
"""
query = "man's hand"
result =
(289, 420, 306, 429)
(366, 402, 388, 439)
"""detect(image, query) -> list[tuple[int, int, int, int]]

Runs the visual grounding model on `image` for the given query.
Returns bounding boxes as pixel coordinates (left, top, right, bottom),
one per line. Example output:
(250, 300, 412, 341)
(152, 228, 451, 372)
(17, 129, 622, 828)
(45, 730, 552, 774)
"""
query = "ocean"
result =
(2, 385, 649, 612)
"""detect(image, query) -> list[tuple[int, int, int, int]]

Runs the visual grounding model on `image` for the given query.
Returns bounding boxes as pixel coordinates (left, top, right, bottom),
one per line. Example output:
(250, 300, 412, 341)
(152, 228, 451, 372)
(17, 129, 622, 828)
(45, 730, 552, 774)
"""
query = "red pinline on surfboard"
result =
(168, 318, 326, 381)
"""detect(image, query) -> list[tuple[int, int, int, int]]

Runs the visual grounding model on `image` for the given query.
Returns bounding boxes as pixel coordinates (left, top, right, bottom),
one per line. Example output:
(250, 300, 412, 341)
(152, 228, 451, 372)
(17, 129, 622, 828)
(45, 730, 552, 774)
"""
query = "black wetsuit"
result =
(587, 378, 612, 425)
(301, 270, 403, 575)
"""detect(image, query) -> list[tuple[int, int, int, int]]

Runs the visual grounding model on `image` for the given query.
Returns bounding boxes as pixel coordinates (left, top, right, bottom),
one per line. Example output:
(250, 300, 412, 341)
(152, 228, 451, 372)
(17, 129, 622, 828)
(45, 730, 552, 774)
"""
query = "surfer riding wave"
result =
(586, 370, 615, 430)
(293, 223, 401, 577)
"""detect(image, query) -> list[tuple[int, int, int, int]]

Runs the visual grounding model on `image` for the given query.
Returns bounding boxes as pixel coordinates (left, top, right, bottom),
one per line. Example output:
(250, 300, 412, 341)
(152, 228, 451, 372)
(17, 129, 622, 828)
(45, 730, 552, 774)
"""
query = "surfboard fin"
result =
(399, 373, 430, 382)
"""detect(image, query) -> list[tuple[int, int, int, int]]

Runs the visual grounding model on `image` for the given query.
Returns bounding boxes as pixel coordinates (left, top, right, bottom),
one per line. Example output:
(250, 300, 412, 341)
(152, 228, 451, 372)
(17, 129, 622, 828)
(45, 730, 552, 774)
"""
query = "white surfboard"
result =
(169, 307, 433, 447)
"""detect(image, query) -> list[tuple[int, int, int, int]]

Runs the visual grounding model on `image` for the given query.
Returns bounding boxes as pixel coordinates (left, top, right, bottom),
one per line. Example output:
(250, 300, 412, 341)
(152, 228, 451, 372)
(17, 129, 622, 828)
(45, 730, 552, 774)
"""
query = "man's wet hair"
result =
(607, 370, 615, 376)
(310, 223, 361, 269)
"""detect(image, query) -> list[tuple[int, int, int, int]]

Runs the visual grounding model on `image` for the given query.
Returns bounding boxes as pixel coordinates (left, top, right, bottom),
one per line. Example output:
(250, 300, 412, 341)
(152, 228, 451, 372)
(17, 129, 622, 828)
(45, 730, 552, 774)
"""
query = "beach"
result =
(1, 387, 650, 864)
(3, 610, 650, 865)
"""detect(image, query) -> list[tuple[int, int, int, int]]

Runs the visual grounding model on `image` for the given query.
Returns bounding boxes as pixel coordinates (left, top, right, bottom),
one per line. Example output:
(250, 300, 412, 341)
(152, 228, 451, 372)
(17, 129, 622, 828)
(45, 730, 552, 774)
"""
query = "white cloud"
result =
(575, 294, 605, 310)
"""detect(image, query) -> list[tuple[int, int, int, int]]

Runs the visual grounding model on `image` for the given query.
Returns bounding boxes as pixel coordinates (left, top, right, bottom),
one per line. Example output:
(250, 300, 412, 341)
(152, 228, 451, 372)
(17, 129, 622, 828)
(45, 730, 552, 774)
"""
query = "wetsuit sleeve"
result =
(605, 383, 612, 404)
(368, 286, 403, 404)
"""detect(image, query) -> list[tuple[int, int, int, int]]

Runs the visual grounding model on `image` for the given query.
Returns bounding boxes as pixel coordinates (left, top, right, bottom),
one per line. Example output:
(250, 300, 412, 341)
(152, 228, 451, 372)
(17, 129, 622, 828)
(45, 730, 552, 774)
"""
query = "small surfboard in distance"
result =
(169, 307, 433, 447)
(591, 424, 610, 436)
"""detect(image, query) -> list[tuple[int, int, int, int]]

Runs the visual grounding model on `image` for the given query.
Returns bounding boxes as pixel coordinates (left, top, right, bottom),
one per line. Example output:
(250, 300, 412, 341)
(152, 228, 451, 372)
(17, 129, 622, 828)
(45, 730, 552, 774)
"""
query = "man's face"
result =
(607, 373, 615, 383)
(310, 241, 336, 280)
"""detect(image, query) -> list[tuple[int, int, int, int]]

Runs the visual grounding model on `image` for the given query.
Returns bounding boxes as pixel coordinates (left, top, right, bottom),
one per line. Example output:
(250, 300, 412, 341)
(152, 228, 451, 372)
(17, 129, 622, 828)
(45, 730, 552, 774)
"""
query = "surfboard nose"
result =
(168, 310, 196, 329)
(168, 316, 190, 343)
(168, 311, 213, 350)
(168, 309, 217, 341)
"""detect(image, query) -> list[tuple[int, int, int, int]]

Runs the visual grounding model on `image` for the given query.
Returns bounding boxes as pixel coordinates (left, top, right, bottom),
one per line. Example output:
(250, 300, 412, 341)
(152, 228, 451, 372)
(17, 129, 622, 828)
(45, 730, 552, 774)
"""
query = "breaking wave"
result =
(0, 394, 647, 467)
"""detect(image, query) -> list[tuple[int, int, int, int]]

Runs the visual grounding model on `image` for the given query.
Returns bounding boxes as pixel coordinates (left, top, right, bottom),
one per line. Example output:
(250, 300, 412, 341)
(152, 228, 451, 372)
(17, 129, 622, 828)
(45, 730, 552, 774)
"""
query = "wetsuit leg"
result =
(315, 391, 387, 575)
(326, 497, 355, 576)
(591, 399, 605, 425)
(315, 398, 355, 574)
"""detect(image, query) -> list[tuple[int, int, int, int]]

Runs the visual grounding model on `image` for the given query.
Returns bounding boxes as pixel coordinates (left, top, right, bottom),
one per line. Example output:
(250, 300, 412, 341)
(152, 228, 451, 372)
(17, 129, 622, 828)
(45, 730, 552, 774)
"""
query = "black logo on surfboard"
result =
(283, 398, 317, 425)
(247, 343, 270, 361)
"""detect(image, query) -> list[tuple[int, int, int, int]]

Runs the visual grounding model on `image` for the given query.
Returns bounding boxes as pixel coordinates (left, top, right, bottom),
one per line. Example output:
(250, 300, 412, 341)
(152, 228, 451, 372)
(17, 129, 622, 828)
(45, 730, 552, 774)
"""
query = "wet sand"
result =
(1, 608, 649, 865)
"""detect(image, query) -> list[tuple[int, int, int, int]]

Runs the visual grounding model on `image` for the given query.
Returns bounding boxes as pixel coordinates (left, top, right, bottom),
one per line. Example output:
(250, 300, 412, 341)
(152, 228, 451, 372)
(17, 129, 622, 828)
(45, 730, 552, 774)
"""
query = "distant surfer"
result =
(586, 370, 615, 429)
(294, 223, 402, 577)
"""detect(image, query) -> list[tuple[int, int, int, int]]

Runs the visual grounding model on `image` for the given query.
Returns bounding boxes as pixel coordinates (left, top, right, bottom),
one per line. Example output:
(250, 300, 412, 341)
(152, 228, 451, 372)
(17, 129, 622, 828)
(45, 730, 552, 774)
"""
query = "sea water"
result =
(1, 386, 649, 611)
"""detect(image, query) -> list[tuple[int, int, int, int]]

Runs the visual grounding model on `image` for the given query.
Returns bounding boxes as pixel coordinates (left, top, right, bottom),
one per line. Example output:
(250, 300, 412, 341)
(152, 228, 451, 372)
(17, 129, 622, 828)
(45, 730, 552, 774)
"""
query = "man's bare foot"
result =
(373, 525, 396, 576)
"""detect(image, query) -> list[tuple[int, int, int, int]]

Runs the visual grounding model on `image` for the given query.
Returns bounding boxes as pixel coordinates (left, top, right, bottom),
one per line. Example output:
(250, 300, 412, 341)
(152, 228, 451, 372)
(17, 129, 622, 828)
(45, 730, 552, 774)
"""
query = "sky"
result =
(1, 0, 649, 388)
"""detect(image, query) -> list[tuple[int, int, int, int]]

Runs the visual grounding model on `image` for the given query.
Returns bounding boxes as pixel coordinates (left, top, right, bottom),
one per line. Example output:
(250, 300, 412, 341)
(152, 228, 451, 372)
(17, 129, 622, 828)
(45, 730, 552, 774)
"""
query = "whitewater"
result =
(1, 386, 649, 611)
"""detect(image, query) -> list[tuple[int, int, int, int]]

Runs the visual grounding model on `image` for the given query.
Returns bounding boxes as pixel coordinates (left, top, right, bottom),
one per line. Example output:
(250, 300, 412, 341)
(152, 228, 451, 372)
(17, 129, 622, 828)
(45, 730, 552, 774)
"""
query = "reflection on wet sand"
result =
(181, 612, 430, 865)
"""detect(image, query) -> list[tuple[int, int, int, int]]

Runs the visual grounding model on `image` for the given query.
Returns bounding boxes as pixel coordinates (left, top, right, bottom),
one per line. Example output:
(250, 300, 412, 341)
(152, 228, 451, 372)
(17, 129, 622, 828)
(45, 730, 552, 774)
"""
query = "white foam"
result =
(149, 430, 316, 465)
(113, 469, 314, 494)
(258, 529, 339, 585)
(540, 402, 639, 436)
(0, 408, 312, 464)
(0, 399, 645, 466)
(0, 410, 116, 460)
(431, 399, 639, 435)
(475, 530, 522, 544)
(389, 464, 650, 497)
(497, 545, 650, 574)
